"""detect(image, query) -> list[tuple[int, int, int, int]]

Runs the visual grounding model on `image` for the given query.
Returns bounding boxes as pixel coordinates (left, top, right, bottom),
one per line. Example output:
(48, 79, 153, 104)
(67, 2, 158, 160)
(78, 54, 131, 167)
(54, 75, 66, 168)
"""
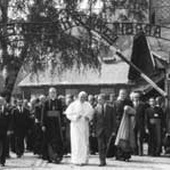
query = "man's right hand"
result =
(77, 115, 82, 119)
(145, 128, 149, 134)
(42, 126, 46, 132)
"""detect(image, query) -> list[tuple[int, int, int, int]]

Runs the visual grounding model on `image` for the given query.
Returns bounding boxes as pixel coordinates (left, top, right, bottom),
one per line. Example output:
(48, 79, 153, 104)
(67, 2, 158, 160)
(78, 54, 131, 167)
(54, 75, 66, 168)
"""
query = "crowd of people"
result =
(0, 87, 169, 167)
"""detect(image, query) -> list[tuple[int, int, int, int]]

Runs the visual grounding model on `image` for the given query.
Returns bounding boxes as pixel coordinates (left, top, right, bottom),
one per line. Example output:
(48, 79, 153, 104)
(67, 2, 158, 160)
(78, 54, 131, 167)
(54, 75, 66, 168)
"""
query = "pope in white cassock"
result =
(65, 91, 94, 166)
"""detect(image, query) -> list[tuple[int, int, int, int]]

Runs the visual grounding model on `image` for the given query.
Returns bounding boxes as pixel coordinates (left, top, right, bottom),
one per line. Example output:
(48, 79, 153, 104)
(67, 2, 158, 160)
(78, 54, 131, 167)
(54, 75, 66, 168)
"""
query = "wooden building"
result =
(18, 33, 166, 99)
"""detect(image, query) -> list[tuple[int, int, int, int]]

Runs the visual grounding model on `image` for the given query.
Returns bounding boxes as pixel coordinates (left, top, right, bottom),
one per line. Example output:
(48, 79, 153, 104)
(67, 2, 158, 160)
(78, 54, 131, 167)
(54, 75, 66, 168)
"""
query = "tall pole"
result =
(116, 51, 167, 97)
(91, 30, 167, 97)
(69, 8, 167, 97)
(165, 52, 170, 132)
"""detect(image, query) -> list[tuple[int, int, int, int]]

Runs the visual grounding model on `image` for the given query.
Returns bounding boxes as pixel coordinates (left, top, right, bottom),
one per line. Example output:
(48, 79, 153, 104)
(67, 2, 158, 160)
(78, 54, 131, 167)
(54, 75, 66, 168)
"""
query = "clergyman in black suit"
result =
(94, 94, 116, 166)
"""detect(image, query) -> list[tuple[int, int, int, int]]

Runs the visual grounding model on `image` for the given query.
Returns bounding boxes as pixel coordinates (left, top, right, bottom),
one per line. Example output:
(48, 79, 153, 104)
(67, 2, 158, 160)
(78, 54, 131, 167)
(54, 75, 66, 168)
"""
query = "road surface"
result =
(2, 152, 170, 170)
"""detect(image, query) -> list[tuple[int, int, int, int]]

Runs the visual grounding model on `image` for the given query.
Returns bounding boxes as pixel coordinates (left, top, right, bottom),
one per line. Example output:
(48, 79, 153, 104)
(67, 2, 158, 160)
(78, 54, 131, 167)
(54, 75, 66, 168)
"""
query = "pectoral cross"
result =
(102, 104, 105, 116)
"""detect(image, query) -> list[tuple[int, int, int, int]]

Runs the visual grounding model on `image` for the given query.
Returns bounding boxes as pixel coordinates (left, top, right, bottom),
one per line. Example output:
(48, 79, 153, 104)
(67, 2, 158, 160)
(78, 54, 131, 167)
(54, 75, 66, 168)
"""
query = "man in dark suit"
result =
(94, 94, 116, 166)
(33, 96, 46, 156)
(12, 98, 30, 158)
(145, 98, 164, 156)
(41, 87, 64, 163)
(0, 97, 12, 167)
(132, 92, 146, 156)
(88, 95, 98, 155)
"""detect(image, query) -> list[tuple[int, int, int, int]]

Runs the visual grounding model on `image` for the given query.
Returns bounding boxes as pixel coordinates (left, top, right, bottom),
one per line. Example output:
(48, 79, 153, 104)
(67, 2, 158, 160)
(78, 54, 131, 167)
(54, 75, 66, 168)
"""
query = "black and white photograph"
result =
(0, 0, 170, 169)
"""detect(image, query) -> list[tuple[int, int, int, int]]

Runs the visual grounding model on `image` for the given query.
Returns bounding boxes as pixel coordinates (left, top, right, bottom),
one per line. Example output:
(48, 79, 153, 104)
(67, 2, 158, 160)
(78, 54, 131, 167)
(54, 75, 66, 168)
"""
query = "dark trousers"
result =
(33, 124, 43, 155)
(0, 135, 7, 165)
(134, 128, 143, 156)
(10, 134, 16, 153)
(15, 135, 25, 156)
(6, 136, 10, 157)
(90, 136, 98, 154)
(41, 131, 49, 160)
(97, 133, 109, 164)
(148, 123, 161, 156)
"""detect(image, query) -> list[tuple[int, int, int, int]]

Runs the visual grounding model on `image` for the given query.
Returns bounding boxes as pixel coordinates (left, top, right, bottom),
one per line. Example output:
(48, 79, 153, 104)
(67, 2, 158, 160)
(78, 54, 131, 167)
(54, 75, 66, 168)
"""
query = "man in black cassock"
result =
(41, 87, 64, 163)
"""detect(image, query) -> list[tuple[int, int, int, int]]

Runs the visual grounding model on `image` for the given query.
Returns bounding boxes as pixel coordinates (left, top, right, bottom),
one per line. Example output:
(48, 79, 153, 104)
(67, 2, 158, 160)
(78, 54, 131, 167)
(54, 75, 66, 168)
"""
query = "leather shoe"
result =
(0, 163, 5, 167)
(99, 163, 106, 167)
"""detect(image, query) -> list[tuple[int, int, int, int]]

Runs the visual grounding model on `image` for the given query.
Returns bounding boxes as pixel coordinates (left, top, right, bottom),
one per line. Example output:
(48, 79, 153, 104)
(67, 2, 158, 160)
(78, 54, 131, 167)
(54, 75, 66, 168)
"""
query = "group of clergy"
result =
(0, 87, 167, 167)
(64, 89, 166, 166)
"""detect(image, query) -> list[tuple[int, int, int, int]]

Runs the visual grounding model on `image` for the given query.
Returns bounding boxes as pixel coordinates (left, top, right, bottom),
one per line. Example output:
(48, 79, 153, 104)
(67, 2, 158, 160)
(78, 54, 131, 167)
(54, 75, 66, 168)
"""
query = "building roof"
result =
(18, 62, 130, 87)
(18, 31, 168, 88)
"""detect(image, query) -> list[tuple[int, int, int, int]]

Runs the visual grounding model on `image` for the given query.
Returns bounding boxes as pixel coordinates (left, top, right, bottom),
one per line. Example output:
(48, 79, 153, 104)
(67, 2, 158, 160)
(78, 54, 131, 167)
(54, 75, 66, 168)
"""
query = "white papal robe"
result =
(65, 100, 94, 164)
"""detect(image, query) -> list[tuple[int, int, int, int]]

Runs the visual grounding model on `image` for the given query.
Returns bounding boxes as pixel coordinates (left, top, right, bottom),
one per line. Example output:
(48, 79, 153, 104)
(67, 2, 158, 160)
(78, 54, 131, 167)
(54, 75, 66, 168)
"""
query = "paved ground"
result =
(2, 152, 170, 170)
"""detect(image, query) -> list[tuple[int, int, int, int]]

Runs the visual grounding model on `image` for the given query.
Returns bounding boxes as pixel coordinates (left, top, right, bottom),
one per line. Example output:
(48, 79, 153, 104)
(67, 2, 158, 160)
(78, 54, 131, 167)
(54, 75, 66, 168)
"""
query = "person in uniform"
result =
(0, 97, 12, 167)
(94, 94, 116, 166)
(12, 98, 30, 158)
(145, 98, 164, 156)
(41, 88, 64, 163)
(155, 96, 166, 152)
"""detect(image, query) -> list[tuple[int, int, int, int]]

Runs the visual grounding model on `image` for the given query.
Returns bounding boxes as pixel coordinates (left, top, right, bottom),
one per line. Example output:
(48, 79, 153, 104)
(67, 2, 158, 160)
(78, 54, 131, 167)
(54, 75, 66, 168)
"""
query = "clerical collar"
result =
(0, 105, 4, 112)
(50, 98, 56, 101)
(18, 106, 23, 112)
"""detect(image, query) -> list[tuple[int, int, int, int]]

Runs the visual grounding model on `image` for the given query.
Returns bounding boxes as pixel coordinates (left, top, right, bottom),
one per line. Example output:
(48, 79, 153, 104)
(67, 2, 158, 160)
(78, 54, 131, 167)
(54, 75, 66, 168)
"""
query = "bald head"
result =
(131, 91, 140, 102)
(149, 98, 155, 107)
(97, 93, 106, 105)
(49, 87, 57, 99)
(118, 89, 127, 100)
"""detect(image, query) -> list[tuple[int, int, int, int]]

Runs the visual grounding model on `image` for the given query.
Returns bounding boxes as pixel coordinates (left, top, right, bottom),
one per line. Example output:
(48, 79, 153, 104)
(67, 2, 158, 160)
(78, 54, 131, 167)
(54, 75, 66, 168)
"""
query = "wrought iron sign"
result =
(0, 10, 169, 42)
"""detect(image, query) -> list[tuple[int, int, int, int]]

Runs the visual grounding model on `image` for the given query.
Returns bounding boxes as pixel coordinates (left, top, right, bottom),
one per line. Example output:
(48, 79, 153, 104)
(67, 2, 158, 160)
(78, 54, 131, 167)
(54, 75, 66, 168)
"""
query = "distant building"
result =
(14, 1, 170, 99)
(150, 0, 170, 24)
(18, 34, 166, 99)
(18, 61, 132, 99)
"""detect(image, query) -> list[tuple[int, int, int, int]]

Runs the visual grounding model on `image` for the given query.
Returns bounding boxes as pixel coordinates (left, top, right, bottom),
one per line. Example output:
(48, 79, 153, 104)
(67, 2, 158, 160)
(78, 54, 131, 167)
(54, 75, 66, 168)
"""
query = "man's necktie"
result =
(102, 104, 105, 116)
(19, 107, 22, 113)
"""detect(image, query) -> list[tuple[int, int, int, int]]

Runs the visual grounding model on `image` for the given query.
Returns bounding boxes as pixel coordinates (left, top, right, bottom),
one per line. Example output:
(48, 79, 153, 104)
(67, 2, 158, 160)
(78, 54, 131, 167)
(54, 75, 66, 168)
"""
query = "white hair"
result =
(39, 94, 46, 100)
(0, 96, 5, 105)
